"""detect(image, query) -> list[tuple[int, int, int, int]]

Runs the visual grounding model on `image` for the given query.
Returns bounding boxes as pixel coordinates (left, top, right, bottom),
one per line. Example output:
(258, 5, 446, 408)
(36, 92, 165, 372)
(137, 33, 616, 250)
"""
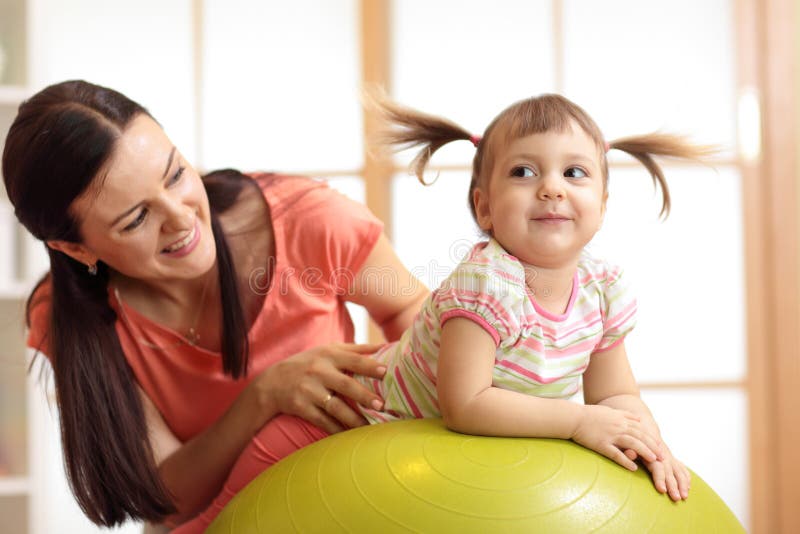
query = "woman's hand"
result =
(571, 405, 663, 471)
(249, 343, 387, 434)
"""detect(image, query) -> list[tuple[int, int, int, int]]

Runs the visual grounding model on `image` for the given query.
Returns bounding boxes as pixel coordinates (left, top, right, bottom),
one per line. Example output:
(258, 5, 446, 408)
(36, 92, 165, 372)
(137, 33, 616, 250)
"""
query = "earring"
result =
(87, 263, 98, 276)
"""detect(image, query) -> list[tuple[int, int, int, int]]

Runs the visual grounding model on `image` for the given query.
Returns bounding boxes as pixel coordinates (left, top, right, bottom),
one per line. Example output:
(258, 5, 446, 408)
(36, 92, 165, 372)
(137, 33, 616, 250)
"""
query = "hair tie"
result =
(470, 135, 482, 148)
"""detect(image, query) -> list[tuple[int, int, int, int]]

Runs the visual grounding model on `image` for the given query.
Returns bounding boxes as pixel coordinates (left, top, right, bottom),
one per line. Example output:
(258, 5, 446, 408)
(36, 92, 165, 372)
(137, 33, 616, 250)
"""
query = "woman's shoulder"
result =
(250, 173, 337, 219)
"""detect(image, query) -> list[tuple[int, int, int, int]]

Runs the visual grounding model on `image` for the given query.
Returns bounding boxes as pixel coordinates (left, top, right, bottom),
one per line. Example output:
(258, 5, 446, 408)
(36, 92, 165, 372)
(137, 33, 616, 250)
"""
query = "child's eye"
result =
(123, 208, 148, 232)
(564, 167, 587, 179)
(511, 166, 535, 178)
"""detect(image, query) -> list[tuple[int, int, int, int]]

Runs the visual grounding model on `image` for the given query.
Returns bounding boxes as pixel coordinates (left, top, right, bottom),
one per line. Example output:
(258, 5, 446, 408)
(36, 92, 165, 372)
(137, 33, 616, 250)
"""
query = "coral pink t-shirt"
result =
(27, 174, 383, 442)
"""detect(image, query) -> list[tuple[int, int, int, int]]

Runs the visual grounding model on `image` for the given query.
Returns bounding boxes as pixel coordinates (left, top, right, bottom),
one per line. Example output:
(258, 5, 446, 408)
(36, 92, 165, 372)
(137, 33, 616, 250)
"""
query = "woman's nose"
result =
(161, 196, 193, 233)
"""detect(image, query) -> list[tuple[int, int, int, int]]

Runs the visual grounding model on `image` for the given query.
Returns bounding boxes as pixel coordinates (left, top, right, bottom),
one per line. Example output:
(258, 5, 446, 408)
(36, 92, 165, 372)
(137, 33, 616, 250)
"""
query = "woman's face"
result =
(67, 114, 215, 283)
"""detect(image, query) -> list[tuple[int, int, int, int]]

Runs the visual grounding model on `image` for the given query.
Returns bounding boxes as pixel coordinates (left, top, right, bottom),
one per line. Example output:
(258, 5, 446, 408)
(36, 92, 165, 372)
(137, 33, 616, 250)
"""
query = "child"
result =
(353, 92, 710, 503)
(181, 93, 705, 531)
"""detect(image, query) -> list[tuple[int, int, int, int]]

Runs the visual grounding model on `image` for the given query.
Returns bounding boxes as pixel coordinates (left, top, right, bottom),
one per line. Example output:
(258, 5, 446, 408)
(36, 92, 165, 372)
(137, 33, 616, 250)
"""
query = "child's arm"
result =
(436, 318, 661, 471)
(583, 342, 691, 501)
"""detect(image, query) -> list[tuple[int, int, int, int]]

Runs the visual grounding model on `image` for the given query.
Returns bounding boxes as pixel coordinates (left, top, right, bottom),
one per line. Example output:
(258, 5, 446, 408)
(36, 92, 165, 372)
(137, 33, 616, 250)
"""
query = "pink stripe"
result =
(593, 334, 627, 353)
(497, 360, 558, 384)
(436, 289, 514, 337)
(410, 351, 437, 383)
(499, 359, 589, 384)
(527, 272, 579, 322)
(493, 268, 523, 285)
(548, 337, 603, 358)
(368, 410, 391, 423)
(394, 367, 424, 418)
(518, 335, 599, 359)
(605, 301, 637, 330)
(538, 314, 602, 341)
(423, 312, 436, 332)
(441, 309, 501, 346)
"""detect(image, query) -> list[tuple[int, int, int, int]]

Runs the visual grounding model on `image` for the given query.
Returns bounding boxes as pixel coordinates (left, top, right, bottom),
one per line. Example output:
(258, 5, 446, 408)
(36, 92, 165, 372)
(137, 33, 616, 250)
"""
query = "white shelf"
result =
(0, 476, 29, 496)
(0, 85, 28, 105)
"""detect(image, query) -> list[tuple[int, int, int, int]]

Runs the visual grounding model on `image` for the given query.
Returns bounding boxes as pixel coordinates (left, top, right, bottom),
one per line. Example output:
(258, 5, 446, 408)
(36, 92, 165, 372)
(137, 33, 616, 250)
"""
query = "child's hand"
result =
(571, 405, 663, 471)
(642, 448, 691, 501)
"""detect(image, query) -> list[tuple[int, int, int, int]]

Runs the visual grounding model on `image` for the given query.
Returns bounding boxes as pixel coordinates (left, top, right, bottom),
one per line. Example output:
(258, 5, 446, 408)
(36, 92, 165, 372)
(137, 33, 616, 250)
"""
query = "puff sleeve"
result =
(432, 245, 525, 348)
(594, 266, 637, 352)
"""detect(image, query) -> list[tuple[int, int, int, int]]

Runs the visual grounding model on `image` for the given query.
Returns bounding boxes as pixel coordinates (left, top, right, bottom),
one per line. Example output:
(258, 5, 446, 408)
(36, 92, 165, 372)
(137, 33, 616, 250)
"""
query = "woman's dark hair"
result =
(1, 80, 250, 526)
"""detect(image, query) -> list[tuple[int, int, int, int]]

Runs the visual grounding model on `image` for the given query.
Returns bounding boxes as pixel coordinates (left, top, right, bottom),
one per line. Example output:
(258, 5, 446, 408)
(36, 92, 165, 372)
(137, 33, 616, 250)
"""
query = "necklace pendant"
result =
(186, 327, 200, 346)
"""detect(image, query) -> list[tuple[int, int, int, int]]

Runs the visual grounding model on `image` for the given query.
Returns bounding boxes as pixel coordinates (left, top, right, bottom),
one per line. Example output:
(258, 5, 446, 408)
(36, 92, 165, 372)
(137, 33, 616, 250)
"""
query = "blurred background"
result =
(0, 1, 797, 533)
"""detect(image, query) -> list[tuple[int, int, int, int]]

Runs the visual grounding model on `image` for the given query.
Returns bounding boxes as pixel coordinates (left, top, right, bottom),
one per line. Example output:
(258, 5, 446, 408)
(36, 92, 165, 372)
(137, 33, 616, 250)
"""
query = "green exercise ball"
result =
(207, 418, 744, 533)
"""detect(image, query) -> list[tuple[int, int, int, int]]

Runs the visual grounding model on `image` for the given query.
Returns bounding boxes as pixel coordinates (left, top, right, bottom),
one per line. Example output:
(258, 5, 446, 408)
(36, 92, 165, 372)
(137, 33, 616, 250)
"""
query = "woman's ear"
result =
(47, 240, 97, 267)
(473, 188, 493, 232)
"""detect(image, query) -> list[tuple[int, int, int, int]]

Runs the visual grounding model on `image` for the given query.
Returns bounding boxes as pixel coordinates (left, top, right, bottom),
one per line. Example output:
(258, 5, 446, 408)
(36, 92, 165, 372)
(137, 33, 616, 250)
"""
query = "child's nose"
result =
(537, 174, 565, 200)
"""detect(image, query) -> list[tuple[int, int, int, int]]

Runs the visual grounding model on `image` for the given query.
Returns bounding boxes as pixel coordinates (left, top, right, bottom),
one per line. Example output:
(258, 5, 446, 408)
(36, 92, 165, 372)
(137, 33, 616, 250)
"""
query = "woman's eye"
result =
(511, 166, 535, 178)
(565, 167, 587, 179)
(123, 208, 148, 232)
(168, 166, 186, 186)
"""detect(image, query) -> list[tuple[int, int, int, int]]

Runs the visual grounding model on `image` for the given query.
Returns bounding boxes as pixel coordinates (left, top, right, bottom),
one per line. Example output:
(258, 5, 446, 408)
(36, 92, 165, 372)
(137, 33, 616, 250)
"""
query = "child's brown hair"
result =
(370, 92, 713, 221)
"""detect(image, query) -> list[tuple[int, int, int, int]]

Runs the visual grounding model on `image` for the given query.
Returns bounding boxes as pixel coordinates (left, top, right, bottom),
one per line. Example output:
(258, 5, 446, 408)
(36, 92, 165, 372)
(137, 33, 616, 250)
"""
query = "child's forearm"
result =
(442, 386, 584, 439)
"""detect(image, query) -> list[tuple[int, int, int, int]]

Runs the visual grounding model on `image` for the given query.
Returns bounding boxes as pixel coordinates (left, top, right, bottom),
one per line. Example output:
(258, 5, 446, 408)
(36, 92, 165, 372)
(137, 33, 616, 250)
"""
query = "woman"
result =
(2, 80, 427, 530)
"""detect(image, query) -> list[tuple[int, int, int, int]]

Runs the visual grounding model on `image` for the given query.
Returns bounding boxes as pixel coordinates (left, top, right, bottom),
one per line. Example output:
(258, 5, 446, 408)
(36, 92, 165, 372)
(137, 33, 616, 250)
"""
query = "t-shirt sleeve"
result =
(279, 179, 384, 294)
(433, 261, 523, 348)
(594, 267, 637, 352)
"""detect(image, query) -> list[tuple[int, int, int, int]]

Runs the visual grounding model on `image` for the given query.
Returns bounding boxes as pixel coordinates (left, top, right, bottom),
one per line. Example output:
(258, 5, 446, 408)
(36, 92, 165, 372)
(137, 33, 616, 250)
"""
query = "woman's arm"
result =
(140, 384, 269, 525)
(436, 318, 660, 470)
(346, 233, 429, 341)
(142, 342, 388, 524)
(583, 343, 690, 500)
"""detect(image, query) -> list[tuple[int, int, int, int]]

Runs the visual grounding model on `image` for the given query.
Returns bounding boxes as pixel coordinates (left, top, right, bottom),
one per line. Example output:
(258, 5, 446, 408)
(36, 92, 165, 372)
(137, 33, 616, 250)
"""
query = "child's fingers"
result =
(601, 445, 639, 471)
(650, 460, 667, 494)
(666, 468, 681, 501)
(630, 428, 663, 460)
(617, 435, 658, 463)
(678, 464, 691, 499)
(623, 448, 638, 461)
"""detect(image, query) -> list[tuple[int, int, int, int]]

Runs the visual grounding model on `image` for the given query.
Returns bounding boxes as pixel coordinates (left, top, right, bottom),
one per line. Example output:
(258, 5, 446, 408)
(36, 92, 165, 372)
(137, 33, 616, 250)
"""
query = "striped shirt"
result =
(358, 238, 636, 423)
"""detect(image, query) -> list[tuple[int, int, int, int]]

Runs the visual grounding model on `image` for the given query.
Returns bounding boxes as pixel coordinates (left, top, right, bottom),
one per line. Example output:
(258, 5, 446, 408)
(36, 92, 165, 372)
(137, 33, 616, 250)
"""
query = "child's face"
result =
(474, 123, 607, 268)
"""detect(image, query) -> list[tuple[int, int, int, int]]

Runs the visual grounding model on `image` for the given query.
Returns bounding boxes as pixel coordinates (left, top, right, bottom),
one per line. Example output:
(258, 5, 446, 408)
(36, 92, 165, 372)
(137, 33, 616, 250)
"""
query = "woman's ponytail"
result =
(48, 252, 175, 525)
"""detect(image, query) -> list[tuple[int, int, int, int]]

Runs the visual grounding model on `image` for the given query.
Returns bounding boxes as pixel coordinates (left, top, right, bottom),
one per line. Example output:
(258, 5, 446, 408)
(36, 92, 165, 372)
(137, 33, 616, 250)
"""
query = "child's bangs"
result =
(493, 95, 605, 149)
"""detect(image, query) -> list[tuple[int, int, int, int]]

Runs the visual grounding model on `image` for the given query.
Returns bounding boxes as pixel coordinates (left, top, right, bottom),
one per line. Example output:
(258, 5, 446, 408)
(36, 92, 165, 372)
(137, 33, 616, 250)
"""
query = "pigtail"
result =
(608, 133, 716, 218)
(366, 90, 474, 184)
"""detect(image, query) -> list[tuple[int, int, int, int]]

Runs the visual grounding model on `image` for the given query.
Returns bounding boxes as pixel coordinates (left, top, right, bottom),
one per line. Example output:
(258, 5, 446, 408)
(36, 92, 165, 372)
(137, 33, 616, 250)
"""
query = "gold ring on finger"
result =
(322, 392, 335, 412)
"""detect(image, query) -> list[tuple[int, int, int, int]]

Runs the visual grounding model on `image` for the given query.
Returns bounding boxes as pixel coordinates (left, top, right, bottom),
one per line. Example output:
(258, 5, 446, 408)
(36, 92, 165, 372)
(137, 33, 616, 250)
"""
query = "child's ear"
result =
(473, 188, 493, 232)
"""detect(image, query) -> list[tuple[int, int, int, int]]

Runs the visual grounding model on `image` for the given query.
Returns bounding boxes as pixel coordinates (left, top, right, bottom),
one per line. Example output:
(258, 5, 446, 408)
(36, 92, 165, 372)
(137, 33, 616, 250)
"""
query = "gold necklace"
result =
(114, 271, 213, 350)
